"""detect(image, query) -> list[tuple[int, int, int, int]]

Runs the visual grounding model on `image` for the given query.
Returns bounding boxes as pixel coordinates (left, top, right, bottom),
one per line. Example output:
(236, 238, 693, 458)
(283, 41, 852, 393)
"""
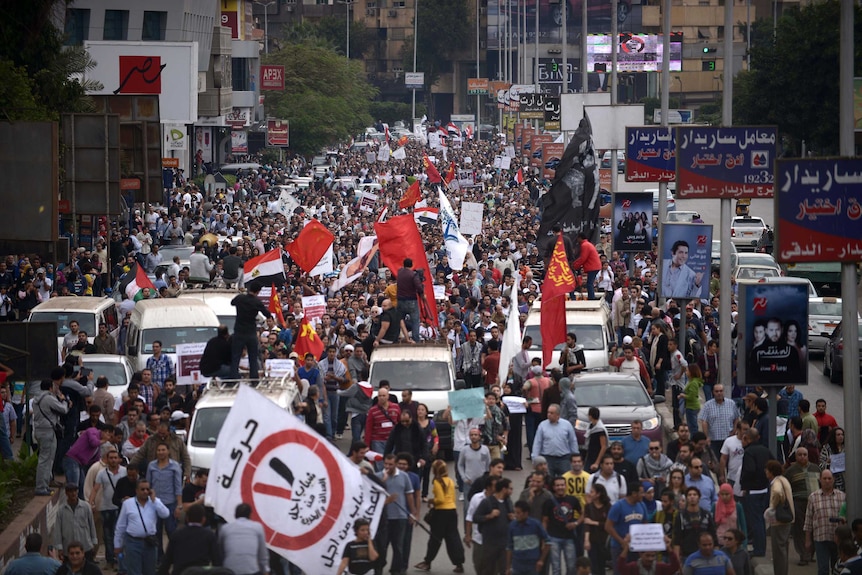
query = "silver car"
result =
(809, 297, 857, 354)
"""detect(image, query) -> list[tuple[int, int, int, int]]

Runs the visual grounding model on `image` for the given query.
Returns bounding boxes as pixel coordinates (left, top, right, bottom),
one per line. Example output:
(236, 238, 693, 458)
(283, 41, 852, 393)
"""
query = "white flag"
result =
(205, 385, 386, 575)
(498, 272, 523, 388)
(392, 146, 406, 160)
(438, 188, 471, 270)
(332, 236, 378, 291)
(377, 143, 390, 162)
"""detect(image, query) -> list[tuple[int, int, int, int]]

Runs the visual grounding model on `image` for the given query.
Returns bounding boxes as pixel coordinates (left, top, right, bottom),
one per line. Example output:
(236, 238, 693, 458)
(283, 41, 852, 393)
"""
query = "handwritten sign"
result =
(301, 295, 326, 326)
(265, 359, 296, 379)
(502, 395, 527, 414)
(830, 452, 846, 474)
(447, 388, 486, 420)
(460, 202, 484, 236)
(629, 523, 666, 552)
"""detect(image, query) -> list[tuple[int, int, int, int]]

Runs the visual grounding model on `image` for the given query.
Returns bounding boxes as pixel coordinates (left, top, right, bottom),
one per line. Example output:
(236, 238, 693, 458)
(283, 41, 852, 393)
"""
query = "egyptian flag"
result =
(269, 284, 286, 328)
(515, 167, 525, 185)
(447, 122, 460, 136)
(242, 247, 286, 287)
(285, 219, 335, 274)
(119, 263, 157, 301)
(465, 124, 474, 140)
(423, 155, 442, 183)
(384, 124, 391, 144)
(413, 207, 439, 225)
(399, 180, 422, 209)
(293, 316, 324, 360)
(540, 233, 576, 368)
(443, 161, 457, 185)
(374, 214, 439, 327)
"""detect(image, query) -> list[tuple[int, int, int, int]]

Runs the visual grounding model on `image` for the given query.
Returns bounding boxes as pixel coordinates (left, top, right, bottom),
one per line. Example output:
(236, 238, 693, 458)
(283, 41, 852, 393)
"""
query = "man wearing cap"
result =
(170, 410, 189, 437)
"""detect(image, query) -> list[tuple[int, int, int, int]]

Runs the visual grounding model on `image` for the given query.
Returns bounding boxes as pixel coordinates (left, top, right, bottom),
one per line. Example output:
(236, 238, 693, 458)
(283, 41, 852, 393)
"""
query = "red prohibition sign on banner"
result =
(240, 428, 345, 550)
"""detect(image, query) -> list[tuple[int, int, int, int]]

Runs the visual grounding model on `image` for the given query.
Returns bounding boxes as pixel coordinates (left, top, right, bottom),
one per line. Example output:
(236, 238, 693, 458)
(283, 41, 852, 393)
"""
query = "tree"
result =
(369, 101, 425, 126)
(316, 16, 374, 59)
(402, 0, 472, 110)
(262, 42, 377, 156)
(733, 2, 862, 155)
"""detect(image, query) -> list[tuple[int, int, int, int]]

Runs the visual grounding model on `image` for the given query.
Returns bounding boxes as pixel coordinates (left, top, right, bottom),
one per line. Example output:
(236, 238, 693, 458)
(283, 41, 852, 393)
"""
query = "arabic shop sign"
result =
(775, 158, 862, 263)
(625, 127, 676, 183)
(675, 126, 777, 199)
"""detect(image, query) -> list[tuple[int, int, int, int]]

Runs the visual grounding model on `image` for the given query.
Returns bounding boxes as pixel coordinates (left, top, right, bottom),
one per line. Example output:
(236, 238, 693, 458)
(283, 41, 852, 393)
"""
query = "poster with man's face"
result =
(612, 192, 653, 252)
(658, 223, 712, 301)
(739, 282, 809, 387)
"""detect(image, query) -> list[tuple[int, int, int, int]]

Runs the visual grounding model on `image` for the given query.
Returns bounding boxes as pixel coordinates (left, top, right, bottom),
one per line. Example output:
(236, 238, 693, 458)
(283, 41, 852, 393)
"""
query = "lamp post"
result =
(412, 0, 418, 122)
(338, 0, 355, 61)
(254, 0, 276, 55)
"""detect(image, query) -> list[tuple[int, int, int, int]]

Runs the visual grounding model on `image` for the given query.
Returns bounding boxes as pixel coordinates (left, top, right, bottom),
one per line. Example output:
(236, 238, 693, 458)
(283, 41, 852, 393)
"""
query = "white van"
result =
(177, 289, 240, 332)
(126, 299, 220, 372)
(521, 299, 615, 370)
(29, 297, 120, 357)
(367, 343, 455, 415)
(189, 378, 298, 478)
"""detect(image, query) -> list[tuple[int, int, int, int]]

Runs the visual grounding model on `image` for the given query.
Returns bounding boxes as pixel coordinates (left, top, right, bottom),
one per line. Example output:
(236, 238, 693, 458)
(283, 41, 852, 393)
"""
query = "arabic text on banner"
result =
(301, 295, 327, 325)
(205, 385, 386, 575)
(176, 342, 208, 386)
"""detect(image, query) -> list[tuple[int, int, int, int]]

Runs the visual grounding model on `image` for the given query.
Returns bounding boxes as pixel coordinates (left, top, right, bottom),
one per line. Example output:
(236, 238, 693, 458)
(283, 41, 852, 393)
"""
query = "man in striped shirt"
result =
(698, 385, 739, 455)
(804, 470, 846, 575)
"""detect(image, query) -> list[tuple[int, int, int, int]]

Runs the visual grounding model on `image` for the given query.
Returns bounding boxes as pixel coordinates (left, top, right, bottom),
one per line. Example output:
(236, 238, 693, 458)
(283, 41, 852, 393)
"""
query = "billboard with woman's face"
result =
(612, 192, 652, 252)
(738, 281, 809, 387)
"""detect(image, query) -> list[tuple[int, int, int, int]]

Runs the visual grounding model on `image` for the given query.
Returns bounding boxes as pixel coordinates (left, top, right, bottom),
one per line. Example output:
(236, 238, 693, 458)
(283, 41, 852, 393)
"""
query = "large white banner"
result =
(439, 189, 471, 270)
(309, 244, 334, 278)
(460, 201, 485, 236)
(205, 386, 386, 574)
(332, 236, 379, 291)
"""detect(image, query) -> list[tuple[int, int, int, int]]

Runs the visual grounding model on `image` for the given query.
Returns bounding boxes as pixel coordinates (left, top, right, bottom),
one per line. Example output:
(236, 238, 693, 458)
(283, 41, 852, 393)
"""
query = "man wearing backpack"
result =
(589, 454, 627, 505)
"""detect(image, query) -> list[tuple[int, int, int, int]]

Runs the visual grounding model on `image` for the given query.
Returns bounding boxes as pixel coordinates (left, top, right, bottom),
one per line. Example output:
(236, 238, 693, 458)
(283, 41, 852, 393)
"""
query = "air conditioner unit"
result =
(366, 7, 377, 16)
(388, 10, 397, 17)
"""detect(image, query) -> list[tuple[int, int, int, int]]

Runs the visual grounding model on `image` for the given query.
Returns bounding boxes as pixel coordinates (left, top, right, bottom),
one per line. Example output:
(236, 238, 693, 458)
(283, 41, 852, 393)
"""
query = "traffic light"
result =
(702, 47, 716, 54)
(702, 60, 716, 71)
(550, 61, 559, 73)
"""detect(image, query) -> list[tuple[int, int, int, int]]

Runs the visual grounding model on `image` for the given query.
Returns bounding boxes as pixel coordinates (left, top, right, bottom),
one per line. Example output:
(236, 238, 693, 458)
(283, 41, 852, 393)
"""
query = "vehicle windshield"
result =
(524, 324, 605, 351)
(141, 327, 218, 353)
(575, 382, 651, 407)
(218, 315, 236, 332)
(370, 361, 451, 391)
(31, 312, 96, 336)
(82, 361, 129, 387)
(158, 247, 194, 263)
(191, 407, 230, 446)
(809, 302, 842, 316)
(736, 254, 777, 267)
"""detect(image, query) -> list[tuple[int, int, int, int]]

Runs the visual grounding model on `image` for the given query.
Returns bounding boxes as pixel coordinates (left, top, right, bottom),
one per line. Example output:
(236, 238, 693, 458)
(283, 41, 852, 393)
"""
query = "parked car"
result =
(730, 216, 768, 251)
(758, 276, 817, 297)
(80, 354, 135, 404)
(646, 188, 676, 213)
(823, 320, 862, 384)
(711, 240, 738, 273)
(601, 151, 627, 173)
(571, 372, 664, 448)
(808, 297, 855, 355)
(666, 211, 699, 223)
(733, 264, 781, 281)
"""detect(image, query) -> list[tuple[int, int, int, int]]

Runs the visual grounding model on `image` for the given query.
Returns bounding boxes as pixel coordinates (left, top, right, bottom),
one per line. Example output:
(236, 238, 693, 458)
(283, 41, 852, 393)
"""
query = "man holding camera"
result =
(33, 378, 70, 496)
(114, 478, 170, 575)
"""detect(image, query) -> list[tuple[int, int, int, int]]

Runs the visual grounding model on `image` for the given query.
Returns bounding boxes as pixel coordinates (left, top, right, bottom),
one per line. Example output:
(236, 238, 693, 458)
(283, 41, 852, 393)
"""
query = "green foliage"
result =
(0, 0, 99, 120)
(0, 452, 38, 518)
(279, 16, 373, 59)
(263, 42, 376, 155)
(0, 59, 52, 121)
(733, 2, 862, 154)
(402, 0, 472, 92)
(639, 96, 682, 123)
(369, 101, 418, 126)
(696, 100, 722, 126)
(192, 174, 237, 189)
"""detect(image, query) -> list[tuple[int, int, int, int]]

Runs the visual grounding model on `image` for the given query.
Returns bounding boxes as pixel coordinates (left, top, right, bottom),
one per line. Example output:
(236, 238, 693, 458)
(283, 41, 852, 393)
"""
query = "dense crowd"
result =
(1, 129, 860, 575)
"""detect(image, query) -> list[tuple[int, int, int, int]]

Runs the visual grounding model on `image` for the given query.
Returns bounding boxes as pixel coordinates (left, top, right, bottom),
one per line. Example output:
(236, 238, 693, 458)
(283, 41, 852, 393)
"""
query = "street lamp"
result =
(254, 0, 276, 55)
(338, 0, 356, 61)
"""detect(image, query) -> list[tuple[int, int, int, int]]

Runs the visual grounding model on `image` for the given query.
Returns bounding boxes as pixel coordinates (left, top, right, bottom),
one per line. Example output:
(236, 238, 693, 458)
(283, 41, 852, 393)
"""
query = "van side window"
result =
(126, 324, 138, 355)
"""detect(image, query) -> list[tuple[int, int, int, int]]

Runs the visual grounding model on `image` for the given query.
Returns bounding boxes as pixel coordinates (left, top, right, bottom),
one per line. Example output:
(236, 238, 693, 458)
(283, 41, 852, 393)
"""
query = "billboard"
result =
(467, 78, 489, 95)
(261, 65, 285, 91)
(612, 192, 653, 252)
(587, 33, 682, 73)
(405, 72, 425, 89)
(738, 281, 809, 387)
(542, 142, 565, 180)
(626, 127, 676, 182)
(676, 126, 778, 198)
(231, 130, 248, 153)
(530, 134, 554, 168)
(658, 223, 712, 301)
(775, 158, 862, 262)
(83, 41, 198, 124)
(267, 120, 289, 147)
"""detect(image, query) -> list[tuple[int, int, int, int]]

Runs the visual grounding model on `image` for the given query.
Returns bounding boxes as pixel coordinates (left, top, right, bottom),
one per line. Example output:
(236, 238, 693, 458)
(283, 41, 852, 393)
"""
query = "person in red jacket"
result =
(364, 381, 401, 471)
(571, 232, 602, 300)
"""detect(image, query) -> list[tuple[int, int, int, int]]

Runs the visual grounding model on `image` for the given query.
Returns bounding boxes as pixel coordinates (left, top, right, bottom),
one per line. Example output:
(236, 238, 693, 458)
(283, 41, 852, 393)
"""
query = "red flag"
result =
(269, 284, 286, 328)
(399, 180, 422, 209)
(293, 316, 324, 360)
(397, 135, 409, 147)
(423, 155, 442, 183)
(540, 233, 576, 368)
(374, 215, 439, 327)
(285, 219, 335, 274)
(384, 125, 391, 143)
(515, 167, 525, 185)
(443, 161, 456, 185)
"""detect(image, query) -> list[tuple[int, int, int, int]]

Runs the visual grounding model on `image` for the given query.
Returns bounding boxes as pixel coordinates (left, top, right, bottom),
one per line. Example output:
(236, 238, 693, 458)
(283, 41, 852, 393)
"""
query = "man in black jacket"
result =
(200, 326, 232, 379)
(159, 504, 219, 575)
(740, 428, 773, 557)
(383, 409, 428, 472)
(230, 283, 272, 379)
(473, 477, 515, 575)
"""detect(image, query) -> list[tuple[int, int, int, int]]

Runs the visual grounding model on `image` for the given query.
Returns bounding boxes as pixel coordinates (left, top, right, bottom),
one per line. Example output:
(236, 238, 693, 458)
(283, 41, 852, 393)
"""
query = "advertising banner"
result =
(626, 126, 676, 182)
(530, 134, 554, 168)
(676, 126, 778, 198)
(260, 65, 285, 91)
(543, 143, 565, 180)
(491, 82, 511, 110)
(587, 33, 683, 73)
(739, 281, 809, 387)
(467, 78, 489, 95)
(775, 158, 862, 263)
(266, 120, 289, 147)
(520, 126, 534, 157)
(612, 192, 653, 252)
(658, 223, 713, 301)
(544, 96, 561, 130)
(164, 124, 187, 151)
(405, 72, 425, 89)
(231, 130, 248, 153)
(519, 92, 547, 119)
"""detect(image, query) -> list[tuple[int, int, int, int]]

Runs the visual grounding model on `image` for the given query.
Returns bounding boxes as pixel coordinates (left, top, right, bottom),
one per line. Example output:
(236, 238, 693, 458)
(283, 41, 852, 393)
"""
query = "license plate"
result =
(826, 323, 837, 330)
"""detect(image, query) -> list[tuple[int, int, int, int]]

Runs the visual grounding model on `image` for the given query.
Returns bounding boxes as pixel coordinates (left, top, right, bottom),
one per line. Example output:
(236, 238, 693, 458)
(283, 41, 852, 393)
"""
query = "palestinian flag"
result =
(119, 263, 157, 301)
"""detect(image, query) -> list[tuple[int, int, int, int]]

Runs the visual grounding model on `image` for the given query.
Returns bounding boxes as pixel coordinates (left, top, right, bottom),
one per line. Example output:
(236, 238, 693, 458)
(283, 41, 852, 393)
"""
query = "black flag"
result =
(537, 113, 601, 259)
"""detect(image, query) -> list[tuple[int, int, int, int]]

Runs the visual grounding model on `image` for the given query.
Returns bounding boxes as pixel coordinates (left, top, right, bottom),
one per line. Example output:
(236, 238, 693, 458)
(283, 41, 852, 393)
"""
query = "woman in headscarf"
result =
(414, 460, 465, 573)
(713, 483, 747, 544)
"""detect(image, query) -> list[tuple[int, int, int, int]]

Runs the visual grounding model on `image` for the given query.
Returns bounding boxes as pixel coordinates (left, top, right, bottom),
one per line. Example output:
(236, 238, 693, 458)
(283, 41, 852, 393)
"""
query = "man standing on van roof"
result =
(396, 258, 424, 343)
(231, 283, 272, 379)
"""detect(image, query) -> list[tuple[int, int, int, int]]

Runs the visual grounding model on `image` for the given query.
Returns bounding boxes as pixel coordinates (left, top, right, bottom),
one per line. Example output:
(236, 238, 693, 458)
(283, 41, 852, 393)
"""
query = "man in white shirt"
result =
(589, 454, 627, 505)
(464, 475, 497, 574)
(719, 420, 749, 497)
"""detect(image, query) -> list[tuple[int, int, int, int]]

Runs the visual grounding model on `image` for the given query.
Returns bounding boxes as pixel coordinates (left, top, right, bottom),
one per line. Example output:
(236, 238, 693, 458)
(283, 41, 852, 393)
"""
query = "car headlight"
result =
(641, 416, 660, 431)
(574, 419, 590, 432)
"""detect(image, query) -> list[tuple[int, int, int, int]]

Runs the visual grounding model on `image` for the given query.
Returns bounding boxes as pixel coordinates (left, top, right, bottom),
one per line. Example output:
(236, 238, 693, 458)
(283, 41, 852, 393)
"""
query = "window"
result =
(103, 9, 129, 41)
(232, 58, 251, 91)
(142, 11, 167, 41)
(64, 8, 90, 46)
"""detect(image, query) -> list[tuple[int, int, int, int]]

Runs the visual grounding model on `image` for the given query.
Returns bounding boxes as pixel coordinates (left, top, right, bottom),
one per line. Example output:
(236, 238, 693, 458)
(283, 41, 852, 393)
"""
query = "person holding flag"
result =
(541, 232, 577, 369)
